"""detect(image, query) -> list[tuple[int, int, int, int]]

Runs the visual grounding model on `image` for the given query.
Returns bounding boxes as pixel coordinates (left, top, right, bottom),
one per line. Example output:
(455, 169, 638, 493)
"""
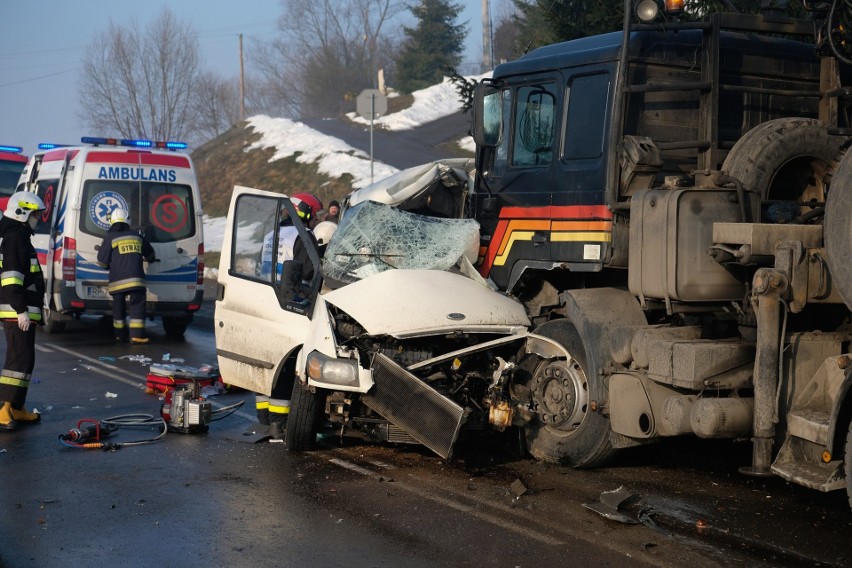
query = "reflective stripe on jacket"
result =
(96, 224, 156, 294)
(0, 217, 45, 321)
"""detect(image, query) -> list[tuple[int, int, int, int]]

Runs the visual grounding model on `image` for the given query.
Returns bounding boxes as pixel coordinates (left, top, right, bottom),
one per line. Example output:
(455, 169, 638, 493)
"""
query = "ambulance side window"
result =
(229, 194, 279, 285)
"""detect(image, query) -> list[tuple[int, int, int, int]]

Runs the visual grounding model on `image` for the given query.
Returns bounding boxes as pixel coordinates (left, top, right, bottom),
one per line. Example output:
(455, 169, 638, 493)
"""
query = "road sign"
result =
(357, 89, 387, 120)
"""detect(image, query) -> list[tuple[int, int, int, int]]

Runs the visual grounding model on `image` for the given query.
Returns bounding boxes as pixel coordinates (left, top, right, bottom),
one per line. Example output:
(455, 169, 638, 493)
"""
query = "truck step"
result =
(771, 434, 845, 492)
(785, 409, 831, 445)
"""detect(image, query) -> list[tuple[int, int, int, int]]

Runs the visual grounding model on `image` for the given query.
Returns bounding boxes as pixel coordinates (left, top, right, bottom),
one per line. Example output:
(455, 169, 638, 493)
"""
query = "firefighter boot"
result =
(0, 402, 18, 431)
(268, 416, 288, 439)
(10, 404, 41, 424)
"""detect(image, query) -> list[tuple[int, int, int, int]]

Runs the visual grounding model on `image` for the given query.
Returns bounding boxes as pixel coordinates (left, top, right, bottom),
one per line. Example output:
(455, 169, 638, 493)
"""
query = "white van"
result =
(16, 137, 204, 335)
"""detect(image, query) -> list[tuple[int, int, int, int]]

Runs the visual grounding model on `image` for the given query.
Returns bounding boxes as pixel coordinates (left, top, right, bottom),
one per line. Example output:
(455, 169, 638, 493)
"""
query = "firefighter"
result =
(96, 208, 156, 343)
(0, 192, 46, 430)
(257, 197, 321, 438)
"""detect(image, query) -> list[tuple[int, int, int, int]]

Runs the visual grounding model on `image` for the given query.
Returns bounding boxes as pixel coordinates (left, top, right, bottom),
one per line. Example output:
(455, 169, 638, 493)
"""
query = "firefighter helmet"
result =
(290, 197, 313, 221)
(4, 192, 46, 223)
(110, 208, 130, 225)
(313, 221, 337, 246)
(292, 193, 323, 217)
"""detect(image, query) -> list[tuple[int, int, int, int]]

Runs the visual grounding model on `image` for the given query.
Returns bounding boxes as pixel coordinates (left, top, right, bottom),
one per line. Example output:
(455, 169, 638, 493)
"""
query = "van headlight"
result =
(306, 350, 360, 387)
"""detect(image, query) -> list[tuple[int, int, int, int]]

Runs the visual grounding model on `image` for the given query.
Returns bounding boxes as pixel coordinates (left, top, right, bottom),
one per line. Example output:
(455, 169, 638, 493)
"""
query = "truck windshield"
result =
(322, 201, 480, 285)
(79, 180, 196, 243)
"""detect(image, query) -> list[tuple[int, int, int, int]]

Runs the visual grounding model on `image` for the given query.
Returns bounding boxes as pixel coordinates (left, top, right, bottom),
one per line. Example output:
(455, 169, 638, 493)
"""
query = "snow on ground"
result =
(204, 77, 475, 264)
(246, 115, 399, 189)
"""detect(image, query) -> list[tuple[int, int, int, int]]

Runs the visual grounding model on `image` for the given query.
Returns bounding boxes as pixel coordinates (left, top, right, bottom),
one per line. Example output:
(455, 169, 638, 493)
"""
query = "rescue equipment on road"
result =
(145, 363, 221, 394)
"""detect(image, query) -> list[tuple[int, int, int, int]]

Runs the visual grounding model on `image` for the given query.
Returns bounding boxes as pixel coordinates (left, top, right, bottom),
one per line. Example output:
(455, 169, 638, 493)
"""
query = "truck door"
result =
(214, 186, 320, 395)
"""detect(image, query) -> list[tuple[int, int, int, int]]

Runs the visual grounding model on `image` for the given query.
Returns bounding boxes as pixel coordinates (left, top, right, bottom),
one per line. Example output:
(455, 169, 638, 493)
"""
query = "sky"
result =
(0, 0, 493, 156)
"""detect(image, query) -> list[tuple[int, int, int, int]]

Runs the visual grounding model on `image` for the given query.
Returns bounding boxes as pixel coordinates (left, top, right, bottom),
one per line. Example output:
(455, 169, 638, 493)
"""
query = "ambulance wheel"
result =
(41, 311, 66, 334)
(163, 315, 192, 337)
(286, 379, 325, 451)
(525, 319, 615, 468)
(722, 117, 843, 223)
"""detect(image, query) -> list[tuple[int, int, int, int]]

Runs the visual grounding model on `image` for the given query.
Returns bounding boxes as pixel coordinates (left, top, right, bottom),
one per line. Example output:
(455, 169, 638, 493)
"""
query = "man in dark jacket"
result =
(96, 208, 156, 343)
(0, 192, 46, 430)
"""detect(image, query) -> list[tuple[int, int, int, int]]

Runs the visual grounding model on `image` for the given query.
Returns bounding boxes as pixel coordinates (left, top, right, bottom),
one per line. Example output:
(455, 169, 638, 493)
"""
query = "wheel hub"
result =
(531, 358, 588, 429)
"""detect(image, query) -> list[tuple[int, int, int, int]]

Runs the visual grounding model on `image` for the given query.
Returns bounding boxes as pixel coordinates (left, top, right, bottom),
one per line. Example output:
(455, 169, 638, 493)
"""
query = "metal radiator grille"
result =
(363, 353, 464, 459)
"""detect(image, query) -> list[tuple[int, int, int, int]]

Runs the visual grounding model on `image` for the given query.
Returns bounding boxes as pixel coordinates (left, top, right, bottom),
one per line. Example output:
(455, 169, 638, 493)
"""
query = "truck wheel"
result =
(163, 315, 192, 337)
(846, 419, 852, 510)
(722, 118, 843, 223)
(525, 319, 614, 468)
(824, 149, 852, 311)
(285, 379, 325, 451)
(41, 311, 66, 334)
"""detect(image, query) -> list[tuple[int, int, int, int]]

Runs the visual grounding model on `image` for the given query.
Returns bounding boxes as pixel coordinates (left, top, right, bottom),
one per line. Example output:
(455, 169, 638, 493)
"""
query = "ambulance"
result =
(16, 137, 204, 335)
(0, 144, 28, 211)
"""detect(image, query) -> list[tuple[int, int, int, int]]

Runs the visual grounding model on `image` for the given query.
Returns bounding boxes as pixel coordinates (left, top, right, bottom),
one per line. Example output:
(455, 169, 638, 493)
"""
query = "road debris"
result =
(583, 486, 640, 524)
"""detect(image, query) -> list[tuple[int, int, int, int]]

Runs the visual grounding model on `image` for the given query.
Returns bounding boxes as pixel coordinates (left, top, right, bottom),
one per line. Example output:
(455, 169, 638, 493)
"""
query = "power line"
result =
(0, 68, 78, 89)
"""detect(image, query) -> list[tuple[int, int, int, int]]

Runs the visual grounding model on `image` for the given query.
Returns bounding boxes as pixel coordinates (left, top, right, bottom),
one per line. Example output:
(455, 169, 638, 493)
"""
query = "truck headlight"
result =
(306, 350, 360, 387)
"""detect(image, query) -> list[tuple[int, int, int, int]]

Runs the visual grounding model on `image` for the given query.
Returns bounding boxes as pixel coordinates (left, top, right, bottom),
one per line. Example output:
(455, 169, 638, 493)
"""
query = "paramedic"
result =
(96, 208, 156, 344)
(0, 193, 46, 430)
(256, 198, 321, 438)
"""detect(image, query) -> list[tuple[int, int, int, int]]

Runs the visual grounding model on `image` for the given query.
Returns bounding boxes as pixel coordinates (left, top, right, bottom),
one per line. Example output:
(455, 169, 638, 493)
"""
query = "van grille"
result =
(363, 353, 464, 459)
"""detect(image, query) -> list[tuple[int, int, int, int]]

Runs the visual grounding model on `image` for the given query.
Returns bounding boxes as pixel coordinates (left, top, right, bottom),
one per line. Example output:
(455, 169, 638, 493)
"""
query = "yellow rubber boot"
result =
(10, 404, 41, 424)
(0, 402, 18, 431)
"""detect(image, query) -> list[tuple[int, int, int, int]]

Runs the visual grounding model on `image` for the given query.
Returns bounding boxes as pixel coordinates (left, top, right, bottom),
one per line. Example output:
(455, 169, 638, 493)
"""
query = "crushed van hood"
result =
(322, 269, 529, 337)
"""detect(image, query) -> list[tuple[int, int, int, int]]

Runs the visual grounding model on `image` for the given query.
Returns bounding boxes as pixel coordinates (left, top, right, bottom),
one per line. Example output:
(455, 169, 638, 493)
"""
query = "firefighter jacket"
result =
(0, 216, 45, 322)
(96, 223, 156, 294)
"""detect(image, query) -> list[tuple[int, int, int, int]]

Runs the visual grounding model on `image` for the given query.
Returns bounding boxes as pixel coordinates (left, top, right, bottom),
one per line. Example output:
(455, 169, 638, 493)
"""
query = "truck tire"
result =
(525, 319, 615, 468)
(722, 117, 843, 223)
(846, 419, 852, 510)
(285, 378, 325, 451)
(824, 149, 852, 311)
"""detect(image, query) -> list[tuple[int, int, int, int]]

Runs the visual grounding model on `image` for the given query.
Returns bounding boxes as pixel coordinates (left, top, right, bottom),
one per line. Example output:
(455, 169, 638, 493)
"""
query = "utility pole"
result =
(482, 0, 492, 72)
(239, 33, 246, 122)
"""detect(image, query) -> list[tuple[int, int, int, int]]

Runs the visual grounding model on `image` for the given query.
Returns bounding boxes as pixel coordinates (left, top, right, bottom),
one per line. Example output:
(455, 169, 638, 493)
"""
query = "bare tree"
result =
(251, 0, 405, 118)
(194, 71, 242, 141)
(78, 8, 200, 142)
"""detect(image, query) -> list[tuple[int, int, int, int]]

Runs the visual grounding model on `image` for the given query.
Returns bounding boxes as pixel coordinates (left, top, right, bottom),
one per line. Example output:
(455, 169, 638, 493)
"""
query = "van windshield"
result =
(79, 180, 196, 243)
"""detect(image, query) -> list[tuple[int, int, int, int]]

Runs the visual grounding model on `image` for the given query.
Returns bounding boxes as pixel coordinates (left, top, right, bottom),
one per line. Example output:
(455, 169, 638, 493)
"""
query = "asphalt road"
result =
(301, 111, 473, 170)
(1, 305, 851, 568)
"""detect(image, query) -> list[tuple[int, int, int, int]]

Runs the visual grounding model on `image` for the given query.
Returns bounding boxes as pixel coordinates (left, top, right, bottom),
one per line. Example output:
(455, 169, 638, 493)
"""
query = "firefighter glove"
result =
(17, 312, 30, 332)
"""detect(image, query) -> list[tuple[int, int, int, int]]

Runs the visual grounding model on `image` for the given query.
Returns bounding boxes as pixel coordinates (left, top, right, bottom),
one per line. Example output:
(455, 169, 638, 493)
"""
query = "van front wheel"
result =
(163, 315, 192, 337)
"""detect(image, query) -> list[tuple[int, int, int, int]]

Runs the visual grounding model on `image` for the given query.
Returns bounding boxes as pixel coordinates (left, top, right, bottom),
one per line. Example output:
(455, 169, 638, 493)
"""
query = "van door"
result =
(214, 186, 319, 395)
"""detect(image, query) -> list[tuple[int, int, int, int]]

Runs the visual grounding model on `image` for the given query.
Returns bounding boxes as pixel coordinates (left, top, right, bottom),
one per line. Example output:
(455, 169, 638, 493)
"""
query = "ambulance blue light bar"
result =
(80, 137, 188, 151)
(37, 143, 69, 150)
(0, 145, 23, 153)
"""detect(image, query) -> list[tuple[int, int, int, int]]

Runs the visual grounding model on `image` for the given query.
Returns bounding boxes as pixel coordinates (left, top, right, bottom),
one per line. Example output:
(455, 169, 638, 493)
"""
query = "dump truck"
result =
(462, 0, 852, 506)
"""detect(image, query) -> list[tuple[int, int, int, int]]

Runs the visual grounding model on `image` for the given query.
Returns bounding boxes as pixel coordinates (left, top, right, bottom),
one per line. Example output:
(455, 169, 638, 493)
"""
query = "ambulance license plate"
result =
(86, 286, 110, 299)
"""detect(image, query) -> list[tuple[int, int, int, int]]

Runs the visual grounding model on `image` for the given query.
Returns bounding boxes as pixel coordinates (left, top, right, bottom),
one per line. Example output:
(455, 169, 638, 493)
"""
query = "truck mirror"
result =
(472, 82, 502, 148)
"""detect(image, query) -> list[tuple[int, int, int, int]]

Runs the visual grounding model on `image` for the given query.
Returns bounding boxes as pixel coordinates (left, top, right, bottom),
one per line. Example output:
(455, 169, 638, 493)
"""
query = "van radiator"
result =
(363, 353, 464, 459)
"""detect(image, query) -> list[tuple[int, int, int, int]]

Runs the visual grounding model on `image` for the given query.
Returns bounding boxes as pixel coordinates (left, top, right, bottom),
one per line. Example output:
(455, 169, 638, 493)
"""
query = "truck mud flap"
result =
(363, 353, 464, 459)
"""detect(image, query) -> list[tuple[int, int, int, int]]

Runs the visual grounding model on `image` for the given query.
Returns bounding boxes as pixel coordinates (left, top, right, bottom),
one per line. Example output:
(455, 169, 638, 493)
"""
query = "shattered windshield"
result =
(322, 201, 480, 285)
